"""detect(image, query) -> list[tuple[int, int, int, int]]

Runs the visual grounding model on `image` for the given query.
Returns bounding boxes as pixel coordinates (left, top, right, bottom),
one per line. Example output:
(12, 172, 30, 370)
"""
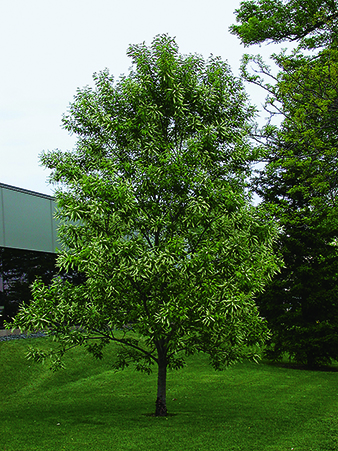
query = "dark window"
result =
(0, 247, 57, 327)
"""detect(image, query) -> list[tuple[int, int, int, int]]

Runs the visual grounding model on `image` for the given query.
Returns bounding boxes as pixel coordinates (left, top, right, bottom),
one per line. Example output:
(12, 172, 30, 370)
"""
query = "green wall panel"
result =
(0, 187, 5, 247)
(0, 184, 58, 253)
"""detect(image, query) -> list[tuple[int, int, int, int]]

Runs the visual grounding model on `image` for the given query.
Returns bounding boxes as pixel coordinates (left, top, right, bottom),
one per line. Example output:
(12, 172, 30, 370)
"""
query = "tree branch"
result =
(92, 329, 158, 363)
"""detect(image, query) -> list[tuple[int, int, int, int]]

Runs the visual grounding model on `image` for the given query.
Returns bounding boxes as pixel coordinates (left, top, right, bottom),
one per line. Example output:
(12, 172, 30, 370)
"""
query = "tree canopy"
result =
(230, 0, 338, 48)
(253, 48, 338, 366)
(231, 1, 338, 366)
(8, 35, 280, 415)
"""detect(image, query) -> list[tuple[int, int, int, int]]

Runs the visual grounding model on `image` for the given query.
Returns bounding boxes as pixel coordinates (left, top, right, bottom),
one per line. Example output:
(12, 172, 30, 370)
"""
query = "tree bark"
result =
(155, 342, 167, 416)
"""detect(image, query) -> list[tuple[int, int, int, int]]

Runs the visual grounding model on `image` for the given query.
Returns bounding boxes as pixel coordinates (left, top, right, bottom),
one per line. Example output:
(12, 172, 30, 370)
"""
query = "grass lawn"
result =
(1, 336, 338, 451)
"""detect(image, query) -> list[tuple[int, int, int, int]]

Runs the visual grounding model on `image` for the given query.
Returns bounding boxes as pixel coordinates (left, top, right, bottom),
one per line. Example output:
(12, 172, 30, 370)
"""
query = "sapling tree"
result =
(9, 35, 280, 415)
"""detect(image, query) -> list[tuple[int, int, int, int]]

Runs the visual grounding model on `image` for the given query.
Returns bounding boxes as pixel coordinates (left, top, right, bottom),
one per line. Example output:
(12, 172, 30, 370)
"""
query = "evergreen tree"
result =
(231, 0, 338, 366)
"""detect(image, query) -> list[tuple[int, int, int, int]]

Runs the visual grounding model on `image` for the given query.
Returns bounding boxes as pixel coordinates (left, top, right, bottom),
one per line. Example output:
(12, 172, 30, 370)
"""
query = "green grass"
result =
(1, 337, 338, 451)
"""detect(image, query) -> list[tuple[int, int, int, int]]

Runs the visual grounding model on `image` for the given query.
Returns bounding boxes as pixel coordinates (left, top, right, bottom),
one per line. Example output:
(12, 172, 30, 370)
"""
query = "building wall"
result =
(0, 183, 61, 327)
(0, 183, 58, 253)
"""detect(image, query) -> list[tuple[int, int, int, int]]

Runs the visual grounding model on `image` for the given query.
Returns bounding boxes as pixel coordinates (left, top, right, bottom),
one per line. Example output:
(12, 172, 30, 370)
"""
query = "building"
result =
(0, 182, 59, 327)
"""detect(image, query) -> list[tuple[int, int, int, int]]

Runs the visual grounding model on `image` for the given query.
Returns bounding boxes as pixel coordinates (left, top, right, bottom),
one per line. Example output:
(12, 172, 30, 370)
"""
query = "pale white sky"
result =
(0, 0, 285, 195)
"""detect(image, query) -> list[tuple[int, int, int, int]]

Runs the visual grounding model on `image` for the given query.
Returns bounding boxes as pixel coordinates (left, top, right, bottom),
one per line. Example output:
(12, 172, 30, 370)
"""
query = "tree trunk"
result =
(155, 343, 167, 416)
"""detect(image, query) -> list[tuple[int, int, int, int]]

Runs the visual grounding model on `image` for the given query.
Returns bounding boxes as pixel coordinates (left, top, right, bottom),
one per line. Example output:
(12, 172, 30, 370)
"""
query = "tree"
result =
(230, 0, 338, 48)
(230, 2, 338, 366)
(8, 35, 280, 415)
(254, 49, 338, 366)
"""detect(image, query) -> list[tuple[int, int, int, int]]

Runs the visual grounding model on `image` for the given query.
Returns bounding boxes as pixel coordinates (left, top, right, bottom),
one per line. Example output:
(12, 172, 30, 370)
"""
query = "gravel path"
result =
(0, 331, 47, 342)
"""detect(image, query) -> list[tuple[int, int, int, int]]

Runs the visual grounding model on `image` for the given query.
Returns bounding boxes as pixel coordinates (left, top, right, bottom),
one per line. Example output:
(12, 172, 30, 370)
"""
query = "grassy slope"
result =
(1, 337, 338, 451)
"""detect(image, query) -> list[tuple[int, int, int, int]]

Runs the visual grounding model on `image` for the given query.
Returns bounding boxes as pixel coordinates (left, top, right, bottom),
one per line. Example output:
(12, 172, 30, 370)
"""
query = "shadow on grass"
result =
(265, 360, 338, 372)
(143, 412, 178, 417)
(2, 340, 338, 450)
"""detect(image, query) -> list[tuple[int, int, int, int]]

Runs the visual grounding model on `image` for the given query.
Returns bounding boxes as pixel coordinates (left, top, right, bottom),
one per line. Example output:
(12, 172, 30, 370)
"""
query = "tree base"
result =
(155, 397, 167, 416)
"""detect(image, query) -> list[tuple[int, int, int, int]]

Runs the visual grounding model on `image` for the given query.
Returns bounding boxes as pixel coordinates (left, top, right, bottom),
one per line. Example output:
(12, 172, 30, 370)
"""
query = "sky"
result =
(0, 0, 285, 195)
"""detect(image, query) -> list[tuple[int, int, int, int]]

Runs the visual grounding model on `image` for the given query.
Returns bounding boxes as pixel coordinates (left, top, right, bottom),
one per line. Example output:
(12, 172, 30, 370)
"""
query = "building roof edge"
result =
(0, 182, 54, 201)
